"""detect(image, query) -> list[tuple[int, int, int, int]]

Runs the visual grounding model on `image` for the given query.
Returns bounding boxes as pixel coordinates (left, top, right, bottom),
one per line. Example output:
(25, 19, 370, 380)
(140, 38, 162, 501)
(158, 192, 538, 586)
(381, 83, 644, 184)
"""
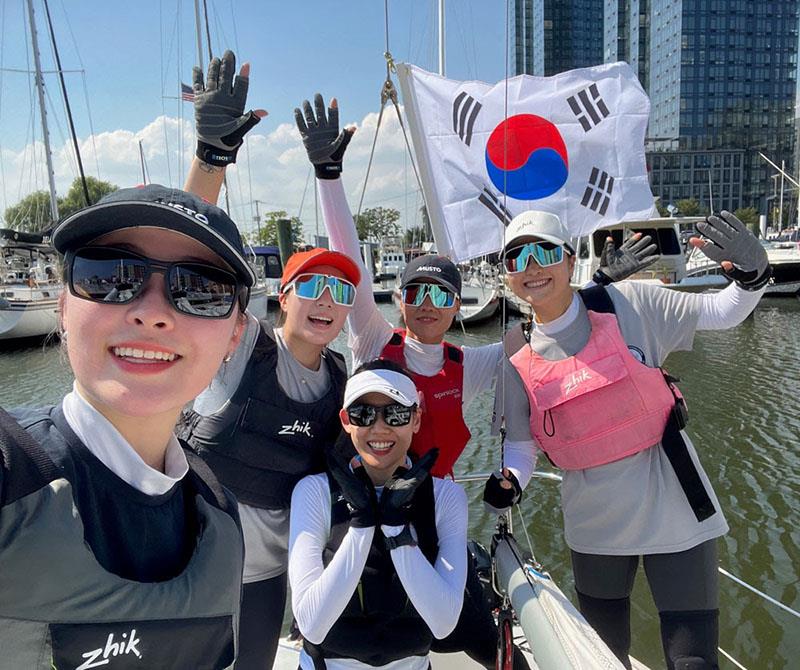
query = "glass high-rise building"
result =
(513, 0, 604, 76)
(513, 0, 800, 216)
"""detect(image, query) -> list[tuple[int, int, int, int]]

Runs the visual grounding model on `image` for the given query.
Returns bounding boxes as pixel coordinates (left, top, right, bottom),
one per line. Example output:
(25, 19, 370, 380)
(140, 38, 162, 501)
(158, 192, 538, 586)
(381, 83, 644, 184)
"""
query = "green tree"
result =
(2, 191, 54, 231)
(403, 225, 427, 247)
(734, 206, 760, 237)
(2, 176, 118, 232)
(675, 198, 707, 217)
(353, 206, 400, 241)
(60, 176, 118, 217)
(654, 199, 670, 217)
(250, 210, 304, 247)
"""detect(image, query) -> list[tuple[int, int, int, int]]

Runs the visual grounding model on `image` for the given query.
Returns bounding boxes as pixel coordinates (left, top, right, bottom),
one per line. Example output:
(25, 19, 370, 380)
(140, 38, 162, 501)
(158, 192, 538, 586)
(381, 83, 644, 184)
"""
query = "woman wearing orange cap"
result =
(182, 246, 360, 669)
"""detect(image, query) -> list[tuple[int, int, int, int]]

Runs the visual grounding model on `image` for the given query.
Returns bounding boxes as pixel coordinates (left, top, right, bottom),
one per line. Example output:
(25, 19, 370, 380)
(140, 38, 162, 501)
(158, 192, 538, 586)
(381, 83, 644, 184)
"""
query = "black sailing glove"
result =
(593, 233, 660, 285)
(694, 210, 771, 290)
(193, 50, 261, 166)
(482, 469, 522, 515)
(380, 449, 439, 527)
(328, 455, 378, 528)
(294, 93, 353, 180)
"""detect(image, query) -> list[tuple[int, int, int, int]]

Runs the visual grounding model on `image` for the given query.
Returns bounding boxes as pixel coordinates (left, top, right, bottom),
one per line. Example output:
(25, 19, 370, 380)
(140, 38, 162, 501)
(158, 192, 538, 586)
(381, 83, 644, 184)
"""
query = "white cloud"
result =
(0, 106, 427, 242)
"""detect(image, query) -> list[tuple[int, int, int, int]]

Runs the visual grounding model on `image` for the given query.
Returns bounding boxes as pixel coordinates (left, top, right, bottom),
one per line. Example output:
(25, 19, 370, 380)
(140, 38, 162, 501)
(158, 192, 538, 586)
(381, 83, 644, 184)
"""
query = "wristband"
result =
(196, 140, 239, 167)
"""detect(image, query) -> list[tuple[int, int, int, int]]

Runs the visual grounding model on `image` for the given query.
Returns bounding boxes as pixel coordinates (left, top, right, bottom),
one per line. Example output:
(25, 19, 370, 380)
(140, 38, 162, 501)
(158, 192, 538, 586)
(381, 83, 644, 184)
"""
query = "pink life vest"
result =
(507, 310, 680, 470)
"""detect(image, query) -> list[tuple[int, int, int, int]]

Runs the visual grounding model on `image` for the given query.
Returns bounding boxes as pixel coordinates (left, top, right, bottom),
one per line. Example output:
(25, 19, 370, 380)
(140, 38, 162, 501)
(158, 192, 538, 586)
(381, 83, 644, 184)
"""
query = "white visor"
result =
(344, 369, 420, 408)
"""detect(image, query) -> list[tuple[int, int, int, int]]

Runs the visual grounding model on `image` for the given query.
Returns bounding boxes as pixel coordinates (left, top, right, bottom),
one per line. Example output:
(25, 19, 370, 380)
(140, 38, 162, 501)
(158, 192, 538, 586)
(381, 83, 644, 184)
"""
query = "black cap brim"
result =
(53, 201, 256, 287)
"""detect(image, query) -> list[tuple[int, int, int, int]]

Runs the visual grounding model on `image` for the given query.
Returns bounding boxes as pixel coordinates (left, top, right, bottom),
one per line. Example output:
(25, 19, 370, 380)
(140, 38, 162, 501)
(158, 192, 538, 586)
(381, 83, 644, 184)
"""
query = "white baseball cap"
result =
(504, 210, 575, 254)
(343, 369, 420, 408)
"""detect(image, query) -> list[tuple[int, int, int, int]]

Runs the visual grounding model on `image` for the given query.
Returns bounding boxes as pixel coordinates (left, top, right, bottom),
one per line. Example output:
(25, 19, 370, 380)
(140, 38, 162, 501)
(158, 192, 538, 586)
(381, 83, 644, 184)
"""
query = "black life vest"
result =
(184, 322, 347, 509)
(304, 468, 439, 668)
(0, 406, 243, 669)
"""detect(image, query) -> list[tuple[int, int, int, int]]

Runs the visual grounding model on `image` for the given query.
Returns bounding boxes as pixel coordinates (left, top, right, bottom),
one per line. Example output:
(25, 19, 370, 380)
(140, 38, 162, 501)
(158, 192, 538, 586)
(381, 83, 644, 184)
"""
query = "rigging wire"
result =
(57, 0, 100, 181)
(42, 0, 89, 205)
(158, 0, 174, 187)
(0, 0, 8, 216)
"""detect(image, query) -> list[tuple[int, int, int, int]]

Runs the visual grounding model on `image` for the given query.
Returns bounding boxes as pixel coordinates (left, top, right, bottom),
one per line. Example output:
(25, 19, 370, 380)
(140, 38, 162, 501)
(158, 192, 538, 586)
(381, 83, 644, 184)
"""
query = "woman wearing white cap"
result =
(288, 360, 468, 669)
(0, 184, 254, 668)
(486, 208, 770, 669)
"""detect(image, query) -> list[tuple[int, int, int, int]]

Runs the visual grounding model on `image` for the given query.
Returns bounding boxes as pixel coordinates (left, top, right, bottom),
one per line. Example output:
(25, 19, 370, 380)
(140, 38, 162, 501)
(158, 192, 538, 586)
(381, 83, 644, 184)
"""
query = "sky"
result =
(0, 0, 510, 239)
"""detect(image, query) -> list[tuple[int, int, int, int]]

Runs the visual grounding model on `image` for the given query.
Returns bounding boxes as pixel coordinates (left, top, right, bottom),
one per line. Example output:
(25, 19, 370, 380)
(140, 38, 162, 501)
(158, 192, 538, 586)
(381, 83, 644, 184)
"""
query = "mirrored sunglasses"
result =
(284, 273, 356, 306)
(346, 402, 416, 427)
(67, 246, 246, 319)
(401, 282, 457, 308)
(504, 241, 565, 273)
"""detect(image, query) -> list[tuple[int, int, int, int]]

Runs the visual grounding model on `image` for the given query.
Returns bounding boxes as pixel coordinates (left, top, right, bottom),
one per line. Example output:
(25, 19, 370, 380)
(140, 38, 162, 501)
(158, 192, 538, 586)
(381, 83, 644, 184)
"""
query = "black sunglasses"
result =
(66, 246, 249, 319)
(346, 402, 416, 428)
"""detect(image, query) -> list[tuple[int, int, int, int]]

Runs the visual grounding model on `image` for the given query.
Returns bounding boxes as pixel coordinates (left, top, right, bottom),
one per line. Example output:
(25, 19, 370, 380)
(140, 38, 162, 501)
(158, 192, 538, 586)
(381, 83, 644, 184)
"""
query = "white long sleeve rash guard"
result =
(288, 471, 468, 670)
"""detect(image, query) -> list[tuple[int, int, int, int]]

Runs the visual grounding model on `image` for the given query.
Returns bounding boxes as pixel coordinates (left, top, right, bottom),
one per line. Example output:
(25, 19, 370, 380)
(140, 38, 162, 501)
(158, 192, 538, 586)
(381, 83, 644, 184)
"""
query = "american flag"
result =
(180, 83, 195, 103)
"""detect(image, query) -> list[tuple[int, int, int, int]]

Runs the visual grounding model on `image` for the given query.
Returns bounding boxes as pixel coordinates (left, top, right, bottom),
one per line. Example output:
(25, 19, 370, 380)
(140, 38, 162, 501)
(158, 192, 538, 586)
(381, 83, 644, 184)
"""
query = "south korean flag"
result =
(396, 62, 656, 263)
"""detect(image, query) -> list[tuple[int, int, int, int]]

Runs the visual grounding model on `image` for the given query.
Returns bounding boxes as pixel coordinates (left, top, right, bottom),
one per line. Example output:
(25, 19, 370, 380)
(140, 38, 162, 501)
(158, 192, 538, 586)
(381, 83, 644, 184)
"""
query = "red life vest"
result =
(380, 330, 471, 478)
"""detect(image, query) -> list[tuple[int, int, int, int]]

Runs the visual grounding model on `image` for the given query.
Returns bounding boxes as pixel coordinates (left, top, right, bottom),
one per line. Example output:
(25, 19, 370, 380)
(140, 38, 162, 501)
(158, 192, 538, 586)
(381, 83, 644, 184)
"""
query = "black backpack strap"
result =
(388, 331, 404, 346)
(0, 407, 61, 506)
(578, 284, 617, 314)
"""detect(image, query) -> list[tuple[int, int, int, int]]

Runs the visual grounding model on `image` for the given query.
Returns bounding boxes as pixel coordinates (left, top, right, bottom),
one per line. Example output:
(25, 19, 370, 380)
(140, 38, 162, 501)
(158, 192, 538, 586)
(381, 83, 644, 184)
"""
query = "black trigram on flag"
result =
(478, 187, 512, 225)
(567, 84, 610, 132)
(581, 168, 614, 215)
(452, 92, 482, 146)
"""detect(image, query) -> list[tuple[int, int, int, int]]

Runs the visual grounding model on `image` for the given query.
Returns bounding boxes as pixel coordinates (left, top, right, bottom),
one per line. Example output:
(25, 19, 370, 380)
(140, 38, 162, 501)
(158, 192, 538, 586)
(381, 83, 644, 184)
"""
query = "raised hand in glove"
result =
(690, 210, 771, 290)
(295, 93, 354, 180)
(328, 455, 378, 528)
(593, 232, 660, 285)
(380, 449, 439, 527)
(483, 468, 522, 515)
(193, 50, 266, 167)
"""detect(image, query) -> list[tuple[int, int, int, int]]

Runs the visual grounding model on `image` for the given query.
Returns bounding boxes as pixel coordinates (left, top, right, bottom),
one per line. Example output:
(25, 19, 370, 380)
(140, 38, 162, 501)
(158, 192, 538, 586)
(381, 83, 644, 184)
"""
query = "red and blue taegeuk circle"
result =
(485, 114, 568, 200)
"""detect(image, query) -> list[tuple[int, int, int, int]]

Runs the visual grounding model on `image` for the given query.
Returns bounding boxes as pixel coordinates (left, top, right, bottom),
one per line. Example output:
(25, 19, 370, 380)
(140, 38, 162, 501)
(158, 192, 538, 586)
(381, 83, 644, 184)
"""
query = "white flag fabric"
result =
(396, 62, 656, 263)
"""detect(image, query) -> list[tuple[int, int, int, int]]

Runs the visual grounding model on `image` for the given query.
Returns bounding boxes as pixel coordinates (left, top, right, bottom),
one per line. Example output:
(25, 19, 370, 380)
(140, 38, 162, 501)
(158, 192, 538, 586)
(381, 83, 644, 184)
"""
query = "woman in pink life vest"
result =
(485, 209, 770, 670)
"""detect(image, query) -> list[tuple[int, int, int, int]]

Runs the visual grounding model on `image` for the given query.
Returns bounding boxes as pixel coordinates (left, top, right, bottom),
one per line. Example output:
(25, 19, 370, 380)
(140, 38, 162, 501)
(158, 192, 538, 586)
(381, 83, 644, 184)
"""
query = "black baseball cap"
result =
(52, 184, 256, 287)
(400, 254, 461, 297)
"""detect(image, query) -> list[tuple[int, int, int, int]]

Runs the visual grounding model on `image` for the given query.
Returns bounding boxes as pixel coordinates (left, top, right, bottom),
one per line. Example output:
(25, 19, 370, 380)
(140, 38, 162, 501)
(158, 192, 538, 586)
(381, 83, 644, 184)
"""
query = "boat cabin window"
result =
(592, 227, 681, 257)
(255, 254, 282, 279)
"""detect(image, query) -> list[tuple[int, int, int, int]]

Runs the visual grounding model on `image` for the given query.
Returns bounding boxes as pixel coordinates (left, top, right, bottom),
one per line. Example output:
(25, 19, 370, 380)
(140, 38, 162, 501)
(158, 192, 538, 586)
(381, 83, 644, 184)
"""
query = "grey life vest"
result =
(0, 407, 243, 670)
(183, 322, 347, 509)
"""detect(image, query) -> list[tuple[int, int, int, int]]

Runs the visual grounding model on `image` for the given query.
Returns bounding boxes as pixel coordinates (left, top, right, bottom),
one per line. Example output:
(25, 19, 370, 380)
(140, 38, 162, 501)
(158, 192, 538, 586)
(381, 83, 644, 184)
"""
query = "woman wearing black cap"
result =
(0, 184, 253, 668)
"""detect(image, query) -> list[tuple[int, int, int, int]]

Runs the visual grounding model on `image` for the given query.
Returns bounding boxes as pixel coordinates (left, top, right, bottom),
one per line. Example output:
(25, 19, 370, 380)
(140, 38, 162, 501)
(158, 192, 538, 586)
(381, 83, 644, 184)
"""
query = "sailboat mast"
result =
(438, 0, 445, 76)
(193, 0, 205, 67)
(25, 0, 59, 223)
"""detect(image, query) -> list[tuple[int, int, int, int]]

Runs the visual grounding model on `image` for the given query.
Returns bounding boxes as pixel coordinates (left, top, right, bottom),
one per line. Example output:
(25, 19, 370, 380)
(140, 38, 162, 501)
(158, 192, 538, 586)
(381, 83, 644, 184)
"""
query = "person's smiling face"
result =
(340, 391, 421, 483)
(62, 226, 244, 420)
(279, 264, 352, 347)
(506, 238, 575, 321)
(399, 282, 460, 344)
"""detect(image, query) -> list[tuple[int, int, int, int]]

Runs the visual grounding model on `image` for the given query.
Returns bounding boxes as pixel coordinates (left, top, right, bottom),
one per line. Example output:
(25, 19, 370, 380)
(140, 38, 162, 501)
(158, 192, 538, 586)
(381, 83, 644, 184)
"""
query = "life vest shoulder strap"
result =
(578, 285, 616, 314)
(504, 323, 529, 357)
(0, 407, 61, 506)
(442, 341, 463, 365)
(182, 445, 240, 519)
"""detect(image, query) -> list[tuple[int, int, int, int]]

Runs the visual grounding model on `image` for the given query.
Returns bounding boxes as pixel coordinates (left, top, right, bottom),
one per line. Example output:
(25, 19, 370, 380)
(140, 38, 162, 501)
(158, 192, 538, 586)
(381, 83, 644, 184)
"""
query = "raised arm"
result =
(296, 94, 394, 363)
(183, 50, 266, 204)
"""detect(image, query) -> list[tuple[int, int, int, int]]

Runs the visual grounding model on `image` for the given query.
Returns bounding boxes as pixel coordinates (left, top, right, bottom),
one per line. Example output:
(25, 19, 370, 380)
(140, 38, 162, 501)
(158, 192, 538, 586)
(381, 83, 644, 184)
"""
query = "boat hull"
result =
(0, 298, 60, 340)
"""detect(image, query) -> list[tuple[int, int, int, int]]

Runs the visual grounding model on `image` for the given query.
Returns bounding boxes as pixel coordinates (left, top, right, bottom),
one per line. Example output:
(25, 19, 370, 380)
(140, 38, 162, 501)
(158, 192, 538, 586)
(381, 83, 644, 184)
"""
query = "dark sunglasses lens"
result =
(169, 264, 238, 318)
(383, 404, 413, 426)
(70, 248, 147, 303)
(347, 404, 377, 427)
(401, 284, 423, 306)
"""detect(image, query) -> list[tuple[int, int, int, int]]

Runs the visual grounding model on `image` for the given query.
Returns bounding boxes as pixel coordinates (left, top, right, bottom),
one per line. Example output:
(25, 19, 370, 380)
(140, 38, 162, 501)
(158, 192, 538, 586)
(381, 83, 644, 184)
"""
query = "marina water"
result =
(1, 297, 797, 668)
